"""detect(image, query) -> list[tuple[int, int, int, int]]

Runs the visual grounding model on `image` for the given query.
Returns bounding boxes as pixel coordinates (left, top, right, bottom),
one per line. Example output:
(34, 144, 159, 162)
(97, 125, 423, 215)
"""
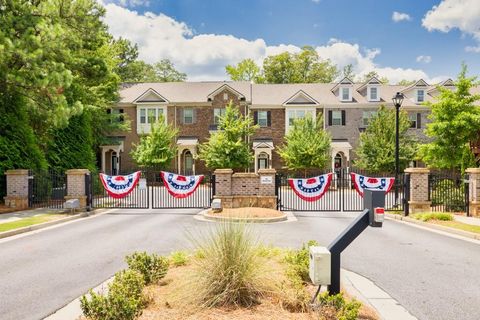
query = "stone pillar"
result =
(258, 169, 276, 196)
(405, 167, 431, 214)
(214, 169, 233, 196)
(65, 169, 90, 210)
(4, 169, 29, 210)
(466, 168, 480, 217)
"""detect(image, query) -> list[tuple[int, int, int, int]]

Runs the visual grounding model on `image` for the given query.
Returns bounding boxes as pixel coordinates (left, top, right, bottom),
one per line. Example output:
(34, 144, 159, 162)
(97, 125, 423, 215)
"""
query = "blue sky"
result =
(103, 0, 480, 82)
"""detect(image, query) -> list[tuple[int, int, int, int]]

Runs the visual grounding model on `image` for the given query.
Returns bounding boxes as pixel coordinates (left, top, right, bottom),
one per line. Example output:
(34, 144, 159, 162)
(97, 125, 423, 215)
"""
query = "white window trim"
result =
(136, 105, 167, 134)
(285, 107, 316, 133)
(340, 87, 352, 102)
(257, 110, 268, 127)
(183, 108, 194, 124)
(368, 86, 380, 102)
(331, 110, 343, 126)
(416, 89, 425, 103)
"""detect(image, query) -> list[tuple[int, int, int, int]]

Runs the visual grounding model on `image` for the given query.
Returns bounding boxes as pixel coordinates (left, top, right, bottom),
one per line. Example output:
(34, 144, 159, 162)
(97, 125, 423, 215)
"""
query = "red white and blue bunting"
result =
(350, 172, 395, 197)
(99, 171, 141, 199)
(161, 171, 204, 199)
(288, 173, 333, 202)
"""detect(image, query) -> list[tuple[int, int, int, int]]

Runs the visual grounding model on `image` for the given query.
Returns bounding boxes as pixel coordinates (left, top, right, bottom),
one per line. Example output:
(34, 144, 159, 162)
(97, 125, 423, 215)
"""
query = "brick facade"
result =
(4, 169, 29, 209)
(405, 167, 431, 213)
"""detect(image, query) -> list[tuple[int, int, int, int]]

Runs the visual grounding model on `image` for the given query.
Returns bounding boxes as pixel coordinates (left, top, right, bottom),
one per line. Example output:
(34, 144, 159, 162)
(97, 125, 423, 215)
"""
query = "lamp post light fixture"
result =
(392, 92, 404, 207)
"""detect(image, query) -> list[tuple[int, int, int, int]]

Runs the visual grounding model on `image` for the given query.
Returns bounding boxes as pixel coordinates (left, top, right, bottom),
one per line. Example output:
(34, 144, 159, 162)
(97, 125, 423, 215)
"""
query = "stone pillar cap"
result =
(214, 169, 233, 174)
(232, 172, 258, 178)
(404, 167, 430, 174)
(465, 168, 480, 174)
(5, 169, 29, 175)
(66, 169, 90, 175)
(258, 168, 276, 174)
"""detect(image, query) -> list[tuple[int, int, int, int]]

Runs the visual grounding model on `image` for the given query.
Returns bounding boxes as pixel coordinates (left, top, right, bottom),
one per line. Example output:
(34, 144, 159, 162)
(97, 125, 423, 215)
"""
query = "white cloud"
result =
(104, 0, 150, 7)
(416, 55, 432, 63)
(392, 11, 411, 22)
(466, 46, 480, 53)
(312, 0, 321, 3)
(102, 2, 439, 83)
(422, 0, 480, 53)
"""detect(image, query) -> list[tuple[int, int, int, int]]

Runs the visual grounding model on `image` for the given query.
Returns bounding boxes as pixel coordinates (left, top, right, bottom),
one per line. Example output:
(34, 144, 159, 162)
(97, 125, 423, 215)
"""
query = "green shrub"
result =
(317, 292, 361, 320)
(431, 179, 466, 212)
(125, 251, 169, 285)
(412, 212, 453, 222)
(80, 269, 146, 320)
(284, 240, 319, 283)
(169, 250, 188, 267)
(189, 221, 271, 307)
(255, 244, 283, 258)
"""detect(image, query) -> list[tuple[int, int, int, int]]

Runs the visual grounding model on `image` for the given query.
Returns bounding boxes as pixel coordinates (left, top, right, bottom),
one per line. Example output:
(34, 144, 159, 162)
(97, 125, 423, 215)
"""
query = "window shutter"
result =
(328, 110, 332, 126)
(253, 111, 258, 125)
(179, 108, 184, 124)
(192, 109, 197, 124)
(341, 110, 346, 126)
(267, 111, 271, 127)
(416, 113, 421, 129)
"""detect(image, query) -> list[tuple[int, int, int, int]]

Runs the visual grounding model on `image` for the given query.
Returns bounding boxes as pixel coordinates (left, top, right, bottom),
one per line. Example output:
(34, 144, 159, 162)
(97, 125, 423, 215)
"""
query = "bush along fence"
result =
(1, 167, 479, 217)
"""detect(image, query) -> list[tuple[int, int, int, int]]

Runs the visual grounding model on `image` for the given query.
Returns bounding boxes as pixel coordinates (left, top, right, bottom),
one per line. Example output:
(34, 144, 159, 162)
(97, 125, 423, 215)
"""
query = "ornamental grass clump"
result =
(188, 221, 272, 308)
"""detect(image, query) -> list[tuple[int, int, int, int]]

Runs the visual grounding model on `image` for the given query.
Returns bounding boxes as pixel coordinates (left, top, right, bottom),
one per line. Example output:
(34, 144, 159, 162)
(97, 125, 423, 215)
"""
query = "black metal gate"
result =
(89, 171, 215, 209)
(428, 171, 468, 214)
(276, 169, 405, 212)
(152, 174, 215, 209)
(28, 170, 67, 209)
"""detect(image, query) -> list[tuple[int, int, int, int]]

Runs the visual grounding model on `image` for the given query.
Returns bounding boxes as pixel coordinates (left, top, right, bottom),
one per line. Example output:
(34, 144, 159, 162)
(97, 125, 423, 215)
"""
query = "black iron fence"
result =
(429, 172, 468, 213)
(276, 168, 405, 212)
(28, 170, 67, 209)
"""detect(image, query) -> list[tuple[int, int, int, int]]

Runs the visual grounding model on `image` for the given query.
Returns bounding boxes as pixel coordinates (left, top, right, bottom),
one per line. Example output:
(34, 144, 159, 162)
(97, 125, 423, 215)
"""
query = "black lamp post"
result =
(392, 92, 404, 206)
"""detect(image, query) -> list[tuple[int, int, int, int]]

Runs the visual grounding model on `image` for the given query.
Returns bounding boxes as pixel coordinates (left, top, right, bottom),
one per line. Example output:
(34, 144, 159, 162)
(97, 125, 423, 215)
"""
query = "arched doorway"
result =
(183, 150, 194, 175)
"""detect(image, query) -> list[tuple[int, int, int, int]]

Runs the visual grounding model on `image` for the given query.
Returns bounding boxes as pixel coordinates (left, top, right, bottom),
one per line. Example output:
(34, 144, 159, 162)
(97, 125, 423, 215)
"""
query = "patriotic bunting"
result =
(350, 172, 395, 197)
(161, 171, 204, 199)
(288, 173, 333, 202)
(99, 171, 141, 199)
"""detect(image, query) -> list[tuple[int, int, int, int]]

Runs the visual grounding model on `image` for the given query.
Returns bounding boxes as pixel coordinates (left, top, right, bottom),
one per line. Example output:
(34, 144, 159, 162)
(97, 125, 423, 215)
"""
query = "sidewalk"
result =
(454, 214, 480, 226)
(0, 208, 68, 224)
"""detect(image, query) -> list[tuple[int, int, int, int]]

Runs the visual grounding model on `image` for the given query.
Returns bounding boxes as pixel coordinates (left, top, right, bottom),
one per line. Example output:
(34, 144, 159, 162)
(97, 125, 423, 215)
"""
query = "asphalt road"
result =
(0, 209, 479, 320)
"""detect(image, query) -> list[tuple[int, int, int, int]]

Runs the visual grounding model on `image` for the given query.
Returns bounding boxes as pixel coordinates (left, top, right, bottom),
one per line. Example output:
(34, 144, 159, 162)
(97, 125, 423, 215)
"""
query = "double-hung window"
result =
(369, 87, 378, 101)
(341, 87, 350, 101)
(417, 89, 425, 103)
(362, 111, 377, 127)
(214, 108, 226, 125)
(286, 109, 314, 132)
(137, 106, 166, 134)
(183, 108, 193, 124)
(257, 111, 268, 127)
(332, 111, 343, 126)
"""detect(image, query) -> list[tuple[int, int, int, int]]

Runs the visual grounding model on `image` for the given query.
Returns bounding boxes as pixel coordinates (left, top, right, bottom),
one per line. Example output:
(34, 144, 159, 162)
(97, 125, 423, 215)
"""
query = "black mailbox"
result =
(363, 189, 385, 227)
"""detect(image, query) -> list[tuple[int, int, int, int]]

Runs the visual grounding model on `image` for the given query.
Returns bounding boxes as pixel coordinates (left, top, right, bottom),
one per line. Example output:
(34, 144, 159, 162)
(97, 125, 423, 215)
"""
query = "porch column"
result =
(4, 169, 29, 210)
(404, 167, 431, 214)
(466, 168, 480, 217)
(101, 148, 106, 173)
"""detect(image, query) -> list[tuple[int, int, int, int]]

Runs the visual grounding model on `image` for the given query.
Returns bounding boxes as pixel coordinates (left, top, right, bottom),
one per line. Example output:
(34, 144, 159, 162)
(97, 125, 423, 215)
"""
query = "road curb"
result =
(386, 213, 480, 240)
(0, 209, 108, 240)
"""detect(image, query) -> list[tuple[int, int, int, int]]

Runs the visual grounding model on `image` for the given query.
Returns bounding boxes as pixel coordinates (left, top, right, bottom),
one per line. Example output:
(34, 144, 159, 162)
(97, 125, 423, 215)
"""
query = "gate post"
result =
(214, 169, 233, 207)
(465, 168, 480, 217)
(404, 168, 430, 214)
(65, 169, 90, 211)
(4, 169, 29, 210)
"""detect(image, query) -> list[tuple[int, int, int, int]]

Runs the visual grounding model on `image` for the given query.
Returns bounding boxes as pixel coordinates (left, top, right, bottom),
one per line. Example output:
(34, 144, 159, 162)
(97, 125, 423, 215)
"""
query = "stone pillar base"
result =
(4, 196, 29, 210)
(64, 195, 87, 211)
(468, 201, 480, 217)
(214, 195, 277, 210)
(408, 201, 431, 214)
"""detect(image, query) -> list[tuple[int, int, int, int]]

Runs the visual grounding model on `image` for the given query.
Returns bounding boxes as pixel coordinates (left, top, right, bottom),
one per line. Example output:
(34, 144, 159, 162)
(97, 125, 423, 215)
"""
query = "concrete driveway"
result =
(0, 209, 478, 320)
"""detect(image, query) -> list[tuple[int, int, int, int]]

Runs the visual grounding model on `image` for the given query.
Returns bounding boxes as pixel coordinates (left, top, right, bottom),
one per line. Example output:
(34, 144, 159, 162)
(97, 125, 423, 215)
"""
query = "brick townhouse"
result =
(101, 77, 479, 175)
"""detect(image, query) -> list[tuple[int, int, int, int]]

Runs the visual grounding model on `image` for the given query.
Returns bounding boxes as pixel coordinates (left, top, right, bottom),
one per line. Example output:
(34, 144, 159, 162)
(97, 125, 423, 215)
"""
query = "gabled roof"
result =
(427, 78, 455, 93)
(357, 76, 382, 92)
(133, 88, 168, 103)
(283, 90, 319, 106)
(331, 77, 354, 92)
(207, 83, 245, 101)
(400, 79, 429, 93)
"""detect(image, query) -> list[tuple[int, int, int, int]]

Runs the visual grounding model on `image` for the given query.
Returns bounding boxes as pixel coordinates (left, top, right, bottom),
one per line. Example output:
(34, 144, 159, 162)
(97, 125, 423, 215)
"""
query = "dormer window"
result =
(341, 87, 351, 101)
(368, 87, 379, 101)
(416, 89, 425, 103)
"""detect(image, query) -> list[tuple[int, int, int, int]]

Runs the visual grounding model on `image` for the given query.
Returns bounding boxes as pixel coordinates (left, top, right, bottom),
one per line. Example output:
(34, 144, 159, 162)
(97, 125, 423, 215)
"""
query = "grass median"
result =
(0, 214, 66, 233)
(411, 212, 480, 234)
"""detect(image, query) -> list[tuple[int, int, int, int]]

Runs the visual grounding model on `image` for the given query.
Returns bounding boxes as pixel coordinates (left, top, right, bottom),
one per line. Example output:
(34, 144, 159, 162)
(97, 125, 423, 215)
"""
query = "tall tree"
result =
(152, 59, 187, 82)
(355, 106, 417, 173)
(277, 115, 331, 174)
(418, 65, 480, 171)
(342, 64, 355, 80)
(199, 102, 258, 170)
(131, 116, 178, 168)
(397, 79, 416, 86)
(359, 71, 389, 84)
(225, 58, 264, 83)
(263, 47, 339, 84)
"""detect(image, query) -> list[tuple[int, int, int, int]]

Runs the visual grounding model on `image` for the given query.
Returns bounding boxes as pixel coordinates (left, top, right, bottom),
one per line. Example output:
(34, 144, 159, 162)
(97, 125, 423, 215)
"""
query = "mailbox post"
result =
(325, 189, 385, 295)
